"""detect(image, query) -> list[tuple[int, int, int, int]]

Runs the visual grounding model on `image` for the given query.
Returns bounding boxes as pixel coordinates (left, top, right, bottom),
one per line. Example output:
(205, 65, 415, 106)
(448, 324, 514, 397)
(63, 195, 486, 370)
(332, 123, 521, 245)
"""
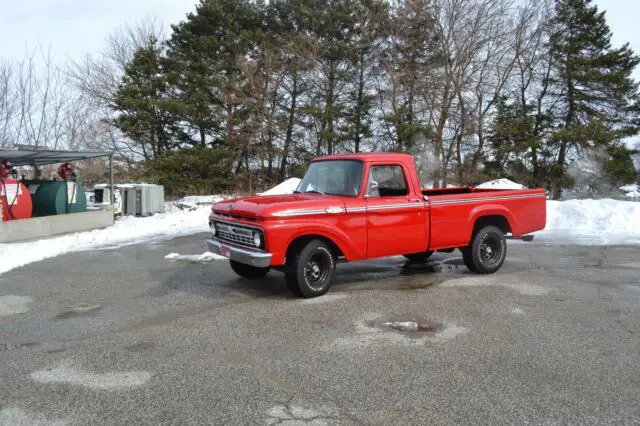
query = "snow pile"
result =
(173, 195, 225, 211)
(259, 178, 301, 196)
(533, 199, 640, 245)
(165, 251, 226, 262)
(476, 178, 526, 190)
(620, 183, 640, 199)
(0, 203, 213, 276)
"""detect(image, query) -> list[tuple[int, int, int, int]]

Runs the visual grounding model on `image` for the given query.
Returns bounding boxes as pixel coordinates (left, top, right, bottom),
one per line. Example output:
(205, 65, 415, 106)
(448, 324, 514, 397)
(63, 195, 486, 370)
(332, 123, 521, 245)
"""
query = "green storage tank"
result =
(27, 180, 87, 217)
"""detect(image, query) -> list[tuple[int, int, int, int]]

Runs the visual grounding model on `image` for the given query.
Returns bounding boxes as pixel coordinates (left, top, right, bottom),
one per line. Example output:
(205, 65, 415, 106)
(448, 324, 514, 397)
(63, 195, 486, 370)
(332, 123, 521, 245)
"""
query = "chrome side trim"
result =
(366, 203, 425, 211)
(346, 206, 367, 213)
(429, 193, 546, 206)
(272, 209, 328, 217)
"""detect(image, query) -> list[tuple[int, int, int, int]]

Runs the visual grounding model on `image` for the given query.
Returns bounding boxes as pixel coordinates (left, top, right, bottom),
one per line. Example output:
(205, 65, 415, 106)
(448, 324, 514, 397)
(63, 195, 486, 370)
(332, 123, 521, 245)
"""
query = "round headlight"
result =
(253, 231, 261, 247)
(210, 222, 216, 236)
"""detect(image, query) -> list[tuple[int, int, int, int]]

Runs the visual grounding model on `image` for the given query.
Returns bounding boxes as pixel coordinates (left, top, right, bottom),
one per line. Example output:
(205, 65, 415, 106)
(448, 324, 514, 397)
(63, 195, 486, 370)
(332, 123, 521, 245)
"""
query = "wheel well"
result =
(285, 235, 345, 263)
(472, 215, 511, 236)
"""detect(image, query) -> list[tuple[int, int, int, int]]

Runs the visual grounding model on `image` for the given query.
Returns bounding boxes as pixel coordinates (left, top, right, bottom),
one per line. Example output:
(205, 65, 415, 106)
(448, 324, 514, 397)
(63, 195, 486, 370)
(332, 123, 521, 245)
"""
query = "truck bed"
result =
(422, 186, 547, 250)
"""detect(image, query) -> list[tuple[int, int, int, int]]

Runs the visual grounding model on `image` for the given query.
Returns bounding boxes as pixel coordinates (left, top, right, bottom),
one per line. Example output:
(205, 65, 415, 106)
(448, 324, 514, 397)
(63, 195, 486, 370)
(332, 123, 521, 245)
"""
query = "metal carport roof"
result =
(1, 144, 117, 204)
(0, 145, 113, 166)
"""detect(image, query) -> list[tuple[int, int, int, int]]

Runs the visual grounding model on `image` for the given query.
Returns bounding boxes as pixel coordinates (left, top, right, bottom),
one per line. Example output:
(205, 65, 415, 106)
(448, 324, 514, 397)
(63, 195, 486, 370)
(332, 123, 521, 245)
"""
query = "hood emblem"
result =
(228, 204, 234, 211)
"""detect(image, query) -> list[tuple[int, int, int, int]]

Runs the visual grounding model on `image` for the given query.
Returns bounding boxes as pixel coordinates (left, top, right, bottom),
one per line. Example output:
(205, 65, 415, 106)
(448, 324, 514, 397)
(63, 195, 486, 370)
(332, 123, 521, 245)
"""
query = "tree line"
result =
(2, 0, 639, 198)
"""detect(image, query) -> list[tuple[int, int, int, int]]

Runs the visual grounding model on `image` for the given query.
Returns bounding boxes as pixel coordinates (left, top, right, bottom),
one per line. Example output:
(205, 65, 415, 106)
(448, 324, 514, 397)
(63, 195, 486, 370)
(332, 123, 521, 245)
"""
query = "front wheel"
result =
(229, 260, 270, 279)
(461, 225, 507, 274)
(285, 239, 336, 298)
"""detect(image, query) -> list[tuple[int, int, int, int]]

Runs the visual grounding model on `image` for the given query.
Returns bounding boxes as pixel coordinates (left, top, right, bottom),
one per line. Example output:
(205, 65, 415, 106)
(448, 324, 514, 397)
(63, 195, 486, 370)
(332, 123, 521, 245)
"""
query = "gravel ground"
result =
(1, 234, 639, 425)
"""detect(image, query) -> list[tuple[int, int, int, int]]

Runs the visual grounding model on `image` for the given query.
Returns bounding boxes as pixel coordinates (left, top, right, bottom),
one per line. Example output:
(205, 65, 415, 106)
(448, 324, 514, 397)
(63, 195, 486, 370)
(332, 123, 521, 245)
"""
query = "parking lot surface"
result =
(1, 234, 639, 425)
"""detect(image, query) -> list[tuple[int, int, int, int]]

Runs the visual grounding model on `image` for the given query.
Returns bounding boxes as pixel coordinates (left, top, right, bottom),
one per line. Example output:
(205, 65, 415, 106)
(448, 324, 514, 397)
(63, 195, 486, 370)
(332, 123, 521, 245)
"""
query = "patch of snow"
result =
(30, 363, 152, 390)
(533, 199, 640, 245)
(476, 178, 526, 190)
(440, 277, 549, 296)
(620, 183, 640, 199)
(383, 321, 419, 332)
(164, 251, 226, 262)
(0, 204, 213, 276)
(173, 195, 225, 211)
(300, 293, 347, 305)
(0, 295, 32, 316)
(0, 407, 69, 426)
(259, 178, 301, 195)
(266, 401, 338, 425)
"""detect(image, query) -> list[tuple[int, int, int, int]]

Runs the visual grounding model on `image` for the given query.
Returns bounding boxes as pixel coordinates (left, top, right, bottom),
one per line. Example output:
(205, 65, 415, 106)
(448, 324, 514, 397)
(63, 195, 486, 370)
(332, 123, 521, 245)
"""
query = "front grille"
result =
(213, 221, 263, 249)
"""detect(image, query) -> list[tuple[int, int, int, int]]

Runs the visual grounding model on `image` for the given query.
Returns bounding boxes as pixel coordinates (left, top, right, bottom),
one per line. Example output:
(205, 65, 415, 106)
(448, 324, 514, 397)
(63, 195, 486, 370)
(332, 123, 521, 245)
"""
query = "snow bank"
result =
(0, 203, 213, 276)
(476, 178, 526, 190)
(620, 183, 640, 199)
(532, 199, 640, 245)
(173, 195, 225, 210)
(165, 251, 226, 262)
(259, 178, 301, 196)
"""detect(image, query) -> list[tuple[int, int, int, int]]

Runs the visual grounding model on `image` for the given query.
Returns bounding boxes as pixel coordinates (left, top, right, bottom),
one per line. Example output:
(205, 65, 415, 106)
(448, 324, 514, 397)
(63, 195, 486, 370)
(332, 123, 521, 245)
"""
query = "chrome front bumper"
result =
(207, 239, 272, 268)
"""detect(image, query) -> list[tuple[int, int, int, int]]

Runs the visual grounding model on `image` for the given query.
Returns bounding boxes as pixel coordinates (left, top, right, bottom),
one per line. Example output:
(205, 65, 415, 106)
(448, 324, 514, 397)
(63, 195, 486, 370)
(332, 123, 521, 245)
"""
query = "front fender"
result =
(266, 217, 365, 265)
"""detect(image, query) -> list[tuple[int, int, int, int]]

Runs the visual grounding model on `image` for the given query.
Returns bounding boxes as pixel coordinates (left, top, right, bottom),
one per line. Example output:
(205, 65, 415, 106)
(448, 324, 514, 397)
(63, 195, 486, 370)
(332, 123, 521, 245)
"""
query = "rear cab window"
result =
(366, 165, 409, 197)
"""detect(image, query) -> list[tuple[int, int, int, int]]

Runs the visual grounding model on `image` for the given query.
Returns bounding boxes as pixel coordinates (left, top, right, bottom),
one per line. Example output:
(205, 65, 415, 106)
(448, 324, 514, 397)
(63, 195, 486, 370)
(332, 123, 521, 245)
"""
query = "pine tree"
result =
(549, 0, 640, 199)
(110, 38, 182, 159)
(164, 0, 262, 150)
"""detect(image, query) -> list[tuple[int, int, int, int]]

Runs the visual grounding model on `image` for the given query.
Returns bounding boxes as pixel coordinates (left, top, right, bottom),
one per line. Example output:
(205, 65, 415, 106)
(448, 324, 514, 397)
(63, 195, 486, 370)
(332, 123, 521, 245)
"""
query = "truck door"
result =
(364, 164, 427, 258)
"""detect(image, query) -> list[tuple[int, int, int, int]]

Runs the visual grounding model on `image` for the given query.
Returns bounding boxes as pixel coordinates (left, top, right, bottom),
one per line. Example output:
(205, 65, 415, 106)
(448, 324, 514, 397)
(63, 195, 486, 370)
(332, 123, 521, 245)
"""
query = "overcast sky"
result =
(0, 0, 196, 65)
(1, 0, 638, 77)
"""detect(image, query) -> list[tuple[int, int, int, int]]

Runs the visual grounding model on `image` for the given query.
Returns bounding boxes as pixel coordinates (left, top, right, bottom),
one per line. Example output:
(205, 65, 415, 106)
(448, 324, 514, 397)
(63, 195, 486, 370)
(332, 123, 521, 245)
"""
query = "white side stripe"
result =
(429, 193, 545, 206)
(271, 193, 545, 217)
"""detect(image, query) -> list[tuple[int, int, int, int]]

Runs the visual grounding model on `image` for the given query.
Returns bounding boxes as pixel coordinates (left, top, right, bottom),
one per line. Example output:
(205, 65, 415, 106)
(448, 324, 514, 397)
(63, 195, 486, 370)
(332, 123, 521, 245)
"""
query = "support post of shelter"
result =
(109, 154, 114, 204)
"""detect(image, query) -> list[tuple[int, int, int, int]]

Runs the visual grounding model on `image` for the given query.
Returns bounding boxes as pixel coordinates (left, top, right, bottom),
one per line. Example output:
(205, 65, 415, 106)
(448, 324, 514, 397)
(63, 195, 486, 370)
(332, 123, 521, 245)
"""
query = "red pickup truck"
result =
(207, 153, 546, 297)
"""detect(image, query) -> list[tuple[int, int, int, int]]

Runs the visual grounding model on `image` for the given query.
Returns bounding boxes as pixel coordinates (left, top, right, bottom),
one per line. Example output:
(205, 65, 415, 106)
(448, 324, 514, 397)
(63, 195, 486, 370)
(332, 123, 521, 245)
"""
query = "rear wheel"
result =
(229, 260, 270, 279)
(461, 225, 507, 274)
(403, 251, 434, 262)
(285, 239, 336, 298)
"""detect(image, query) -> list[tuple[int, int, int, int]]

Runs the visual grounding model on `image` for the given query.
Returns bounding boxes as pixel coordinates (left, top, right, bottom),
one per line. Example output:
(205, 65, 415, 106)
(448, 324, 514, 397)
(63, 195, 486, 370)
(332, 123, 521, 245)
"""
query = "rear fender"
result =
(468, 204, 517, 237)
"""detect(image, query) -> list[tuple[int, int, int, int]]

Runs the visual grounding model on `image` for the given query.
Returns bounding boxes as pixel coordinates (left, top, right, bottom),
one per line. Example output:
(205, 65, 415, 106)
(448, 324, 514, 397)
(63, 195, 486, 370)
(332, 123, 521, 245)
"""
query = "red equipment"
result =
(58, 162, 73, 180)
(1, 160, 33, 222)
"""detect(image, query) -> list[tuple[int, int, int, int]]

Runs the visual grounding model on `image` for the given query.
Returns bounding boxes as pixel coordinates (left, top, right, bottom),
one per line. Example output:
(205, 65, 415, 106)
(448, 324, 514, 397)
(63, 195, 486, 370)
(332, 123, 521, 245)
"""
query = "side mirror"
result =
(365, 181, 379, 198)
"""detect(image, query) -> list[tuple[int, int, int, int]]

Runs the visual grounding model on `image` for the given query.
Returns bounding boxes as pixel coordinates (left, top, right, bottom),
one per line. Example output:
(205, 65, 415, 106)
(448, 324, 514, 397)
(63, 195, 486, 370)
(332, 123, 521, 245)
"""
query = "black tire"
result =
(403, 251, 434, 262)
(461, 225, 507, 274)
(285, 239, 336, 298)
(229, 260, 270, 279)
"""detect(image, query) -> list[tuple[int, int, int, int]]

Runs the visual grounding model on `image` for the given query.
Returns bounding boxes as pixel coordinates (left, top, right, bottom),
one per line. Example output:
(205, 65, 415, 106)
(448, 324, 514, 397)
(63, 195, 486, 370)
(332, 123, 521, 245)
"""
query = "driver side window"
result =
(366, 165, 408, 197)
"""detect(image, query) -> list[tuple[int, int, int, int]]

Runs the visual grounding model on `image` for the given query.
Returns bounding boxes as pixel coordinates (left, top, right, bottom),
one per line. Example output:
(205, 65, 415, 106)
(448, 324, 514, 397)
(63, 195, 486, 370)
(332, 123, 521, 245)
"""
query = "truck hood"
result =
(211, 194, 346, 219)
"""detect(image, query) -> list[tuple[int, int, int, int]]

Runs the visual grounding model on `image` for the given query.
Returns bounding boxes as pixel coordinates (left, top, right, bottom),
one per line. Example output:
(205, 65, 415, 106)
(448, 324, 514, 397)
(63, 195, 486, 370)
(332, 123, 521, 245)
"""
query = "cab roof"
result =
(312, 152, 414, 163)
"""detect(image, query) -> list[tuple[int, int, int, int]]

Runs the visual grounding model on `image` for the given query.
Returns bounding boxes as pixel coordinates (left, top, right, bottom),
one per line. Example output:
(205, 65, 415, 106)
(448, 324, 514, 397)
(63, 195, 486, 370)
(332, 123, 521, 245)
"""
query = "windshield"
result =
(296, 160, 364, 197)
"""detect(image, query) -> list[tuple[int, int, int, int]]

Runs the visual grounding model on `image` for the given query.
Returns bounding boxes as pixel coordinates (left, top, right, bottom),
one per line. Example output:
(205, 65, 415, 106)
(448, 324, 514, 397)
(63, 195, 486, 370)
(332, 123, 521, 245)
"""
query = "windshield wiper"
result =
(304, 190, 325, 195)
(293, 190, 302, 194)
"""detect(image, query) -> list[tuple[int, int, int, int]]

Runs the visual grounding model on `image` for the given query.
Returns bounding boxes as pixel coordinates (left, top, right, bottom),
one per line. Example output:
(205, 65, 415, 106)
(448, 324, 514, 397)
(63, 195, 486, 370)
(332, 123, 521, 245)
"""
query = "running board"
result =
(506, 234, 534, 242)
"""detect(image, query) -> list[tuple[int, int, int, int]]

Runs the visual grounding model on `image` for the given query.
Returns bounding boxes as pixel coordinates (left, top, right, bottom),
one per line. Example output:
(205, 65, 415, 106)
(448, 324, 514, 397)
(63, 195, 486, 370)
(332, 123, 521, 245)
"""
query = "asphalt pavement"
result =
(1, 234, 639, 425)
